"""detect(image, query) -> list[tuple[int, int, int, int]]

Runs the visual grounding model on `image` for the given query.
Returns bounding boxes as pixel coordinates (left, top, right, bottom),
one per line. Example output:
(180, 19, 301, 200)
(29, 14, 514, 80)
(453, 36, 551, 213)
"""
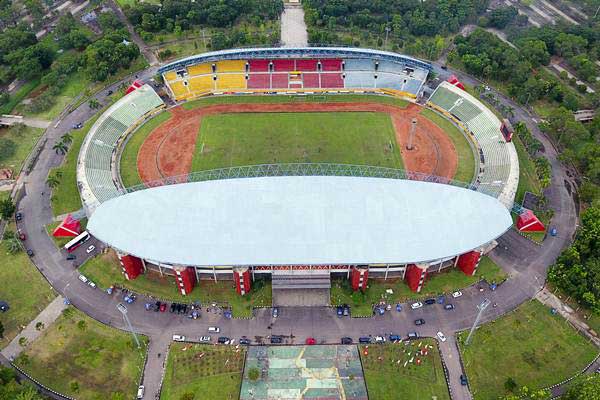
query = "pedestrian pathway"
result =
(439, 336, 472, 400)
(280, 2, 308, 47)
(1, 295, 66, 361)
(0, 116, 51, 129)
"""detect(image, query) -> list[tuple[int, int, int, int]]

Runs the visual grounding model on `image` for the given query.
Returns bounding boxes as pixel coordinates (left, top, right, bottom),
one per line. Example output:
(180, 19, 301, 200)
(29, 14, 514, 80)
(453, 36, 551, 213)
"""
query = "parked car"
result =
(374, 336, 386, 343)
(437, 295, 445, 304)
(460, 375, 468, 386)
(424, 298, 436, 305)
(18, 232, 26, 241)
(270, 335, 282, 344)
(358, 336, 372, 344)
(170, 303, 177, 313)
(26, 249, 34, 257)
(136, 385, 144, 399)
(395, 303, 402, 312)
(199, 336, 211, 343)
(389, 334, 402, 342)
(341, 337, 353, 345)
(305, 337, 316, 345)
(336, 306, 343, 317)
(342, 304, 350, 316)
(107, 90, 113, 95)
(436, 331, 447, 342)
(218, 336, 231, 344)
(144, 302, 152, 311)
(160, 303, 167, 312)
(87, 280, 96, 289)
(407, 332, 419, 340)
(272, 307, 279, 318)
(452, 291, 463, 298)
(66, 254, 76, 260)
(208, 326, 220, 333)
(86, 245, 95, 254)
(78, 275, 88, 283)
(15, 212, 22, 221)
(172, 335, 185, 342)
(153, 302, 161, 312)
(180, 304, 188, 314)
(444, 303, 455, 310)
(410, 302, 423, 310)
(239, 337, 251, 345)
(414, 318, 425, 326)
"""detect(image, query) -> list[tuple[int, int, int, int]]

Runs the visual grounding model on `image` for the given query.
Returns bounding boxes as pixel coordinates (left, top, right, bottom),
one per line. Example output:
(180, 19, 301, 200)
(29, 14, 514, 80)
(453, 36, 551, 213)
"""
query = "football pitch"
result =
(191, 112, 404, 172)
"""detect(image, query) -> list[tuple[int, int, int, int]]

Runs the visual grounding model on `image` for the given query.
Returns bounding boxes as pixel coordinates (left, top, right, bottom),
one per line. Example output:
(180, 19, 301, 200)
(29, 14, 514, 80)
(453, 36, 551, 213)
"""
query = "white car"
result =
(374, 336, 386, 343)
(136, 385, 145, 399)
(199, 336, 211, 343)
(452, 291, 463, 298)
(87, 280, 96, 289)
(78, 275, 88, 283)
(172, 334, 186, 342)
(86, 245, 95, 254)
(411, 302, 423, 310)
(208, 326, 220, 333)
(436, 331, 447, 342)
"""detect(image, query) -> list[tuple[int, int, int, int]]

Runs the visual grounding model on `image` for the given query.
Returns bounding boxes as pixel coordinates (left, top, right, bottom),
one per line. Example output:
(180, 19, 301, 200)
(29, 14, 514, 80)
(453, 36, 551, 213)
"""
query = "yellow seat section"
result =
(188, 63, 212, 76)
(163, 71, 177, 81)
(215, 74, 246, 90)
(216, 60, 246, 73)
(189, 75, 214, 93)
(168, 80, 189, 100)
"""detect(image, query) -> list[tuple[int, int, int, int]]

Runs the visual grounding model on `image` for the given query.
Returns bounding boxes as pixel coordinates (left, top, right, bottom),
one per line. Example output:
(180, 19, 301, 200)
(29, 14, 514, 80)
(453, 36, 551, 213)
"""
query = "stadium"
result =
(77, 47, 520, 302)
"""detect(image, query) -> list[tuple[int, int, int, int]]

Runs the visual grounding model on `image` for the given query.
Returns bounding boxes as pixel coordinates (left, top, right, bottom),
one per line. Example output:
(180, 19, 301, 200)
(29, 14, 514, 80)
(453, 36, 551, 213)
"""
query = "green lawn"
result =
(161, 343, 246, 400)
(360, 339, 450, 400)
(0, 125, 44, 174)
(14, 307, 147, 400)
(0, 78, 41, 115)
(79, 251, 271, 317)
(420, 108, 475, 182)
(0, 227, 56, 348)
(192, 112, 404, 172)
(120, 111, 172, 187)
(155, 39, 209, 62)
(513, 134, 542, 204)
(183, 94, 409, 110)
(50, 111, 102, 216)
(458, 300, 599, 399)
(331, 256, 506, 316)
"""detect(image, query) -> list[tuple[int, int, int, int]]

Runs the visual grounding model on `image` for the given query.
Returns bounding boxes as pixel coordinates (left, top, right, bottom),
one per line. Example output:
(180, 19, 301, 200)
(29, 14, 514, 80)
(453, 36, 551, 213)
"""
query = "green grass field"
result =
(0, 78, 41, 115)
(79, 251, 271, 317)
(458, 300, 598, 399)
(331, 256, 506, 316)
(15, 307, 147, 400)
(0, 125, 44, 174)
(0, 229, 56, 348)
(513, 134, 542, 204)
(161, 343, 246, 400)
(419, 108, 475, 182)
(192, 112, 403, 172)
(360, 339, 450, 400)
(120, 111, 172, 187)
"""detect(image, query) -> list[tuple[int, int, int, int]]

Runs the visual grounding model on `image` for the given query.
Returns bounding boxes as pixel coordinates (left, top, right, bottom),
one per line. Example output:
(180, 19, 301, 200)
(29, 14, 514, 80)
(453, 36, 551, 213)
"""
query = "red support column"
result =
(174, 266, 197, 295)
(457, 251, 482, 276)
(350, 267, 368, 291)
(117, 253, 144, 280)
(234, 267, 252, 295)
(404, 264, 428, 293)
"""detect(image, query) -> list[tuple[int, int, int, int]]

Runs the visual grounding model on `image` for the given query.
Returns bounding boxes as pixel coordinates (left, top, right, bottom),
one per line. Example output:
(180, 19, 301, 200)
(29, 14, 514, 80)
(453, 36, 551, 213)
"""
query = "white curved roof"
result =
(88, 176, 512, 266)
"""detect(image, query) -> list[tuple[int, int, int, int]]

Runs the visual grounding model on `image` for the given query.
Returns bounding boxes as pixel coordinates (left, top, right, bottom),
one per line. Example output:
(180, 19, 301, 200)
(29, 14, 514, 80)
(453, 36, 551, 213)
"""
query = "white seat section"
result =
(428, 81, 519, 207)
(77, 85, 164, 214)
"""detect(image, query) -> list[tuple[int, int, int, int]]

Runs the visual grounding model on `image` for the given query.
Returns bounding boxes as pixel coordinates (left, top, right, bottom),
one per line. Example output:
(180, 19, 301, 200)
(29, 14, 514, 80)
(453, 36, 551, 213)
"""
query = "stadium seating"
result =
(343, 58, 374, 71)
(189, 75, 214, 92)
(302, 73, 320, 88)
(320, 73, 344, 88)
(215, 74, 246, 90)
(188, 63, 211, 75)
(247, 74, 270, 89)
(273, 59, 295, 72)
(377, 60, 405, 74)
(163, 71, 177, 81)
(248, 59, 269, 72)
(271, 73, 288, 88)
(375, 72, 404, 91)
(296, 59, 318, 71)
(344, 72, 375, 89)
(320, 59, 342, 71)
(216, 60, 246, 73)
(168, 80, 189, 99)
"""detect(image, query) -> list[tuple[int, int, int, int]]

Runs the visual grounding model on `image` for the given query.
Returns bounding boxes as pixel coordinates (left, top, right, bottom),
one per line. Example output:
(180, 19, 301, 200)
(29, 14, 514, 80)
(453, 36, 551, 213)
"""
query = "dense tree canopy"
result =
(563, 375, 600, 400)
(0, 366, 46, 399)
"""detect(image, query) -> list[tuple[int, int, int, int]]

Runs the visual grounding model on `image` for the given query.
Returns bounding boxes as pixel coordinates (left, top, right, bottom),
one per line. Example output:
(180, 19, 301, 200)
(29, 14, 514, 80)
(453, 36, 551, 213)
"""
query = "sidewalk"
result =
(439, 336, 472, 400)
(1, 296, 66, 361)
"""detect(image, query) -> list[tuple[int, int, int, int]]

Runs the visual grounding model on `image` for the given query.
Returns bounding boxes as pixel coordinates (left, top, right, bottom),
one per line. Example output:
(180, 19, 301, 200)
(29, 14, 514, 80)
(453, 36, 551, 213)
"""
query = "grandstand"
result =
(428, 81, 519, 207)
(77, 84, 164, 214)
(159, 47, 431, 101)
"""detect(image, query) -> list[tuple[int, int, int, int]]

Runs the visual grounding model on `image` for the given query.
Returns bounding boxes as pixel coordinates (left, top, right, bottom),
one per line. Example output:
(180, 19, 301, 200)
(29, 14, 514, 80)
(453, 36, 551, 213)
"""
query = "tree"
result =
(53, 141, 68, 155)
(488, 6, 518, 29)
(520, 39, 550, 67)
(61, 132, 73, 145)
(0, 198, 15, 220)
(88, 98, 100, 109)
(0, 320, 4, 339)
(46, 174, 60, 189)
(563, 374, 600, 400)
(502, 386, 551, 400)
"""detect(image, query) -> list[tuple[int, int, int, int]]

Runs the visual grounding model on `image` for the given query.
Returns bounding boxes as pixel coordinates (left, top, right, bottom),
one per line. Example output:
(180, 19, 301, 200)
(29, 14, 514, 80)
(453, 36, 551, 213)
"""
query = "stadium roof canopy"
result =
(88, 176, 512, 267)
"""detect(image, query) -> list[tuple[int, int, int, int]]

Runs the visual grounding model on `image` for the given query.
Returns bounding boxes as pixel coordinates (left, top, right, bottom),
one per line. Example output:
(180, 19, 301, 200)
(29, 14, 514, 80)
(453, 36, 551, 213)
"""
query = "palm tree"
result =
(88, 98, 100, 109)
(61, 132, 73, 145)
(46, 174, 60, 189)
(6, 237, 21, 254)
(53, 141, 68, 155)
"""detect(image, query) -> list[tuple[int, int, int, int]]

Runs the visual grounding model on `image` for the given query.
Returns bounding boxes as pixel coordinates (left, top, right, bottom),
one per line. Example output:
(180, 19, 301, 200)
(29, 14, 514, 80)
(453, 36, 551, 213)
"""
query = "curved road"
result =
(10, 63, 585, 399)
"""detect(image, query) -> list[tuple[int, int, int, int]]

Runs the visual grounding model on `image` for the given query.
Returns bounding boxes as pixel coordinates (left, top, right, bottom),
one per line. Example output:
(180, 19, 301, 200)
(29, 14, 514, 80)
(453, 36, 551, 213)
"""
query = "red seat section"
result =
(273, 59, 295, 72)
(296, 59, 318, 71)
(303, 73, 320, 88)
(248, 59, 269, 72)
(320, 73, 344, 88)
(320, 59, 343, 71)
(271, 73, 288, 88)
(247, 74, 270, 89)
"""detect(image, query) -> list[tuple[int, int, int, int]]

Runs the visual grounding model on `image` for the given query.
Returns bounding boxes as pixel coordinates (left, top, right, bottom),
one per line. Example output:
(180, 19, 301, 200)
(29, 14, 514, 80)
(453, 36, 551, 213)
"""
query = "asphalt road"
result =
(10, 62, 585, 399)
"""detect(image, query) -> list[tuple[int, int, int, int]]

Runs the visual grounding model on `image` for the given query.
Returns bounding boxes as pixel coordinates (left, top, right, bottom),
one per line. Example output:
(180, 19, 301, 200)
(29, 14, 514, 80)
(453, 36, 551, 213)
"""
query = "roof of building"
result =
(87, 176, 512, 267)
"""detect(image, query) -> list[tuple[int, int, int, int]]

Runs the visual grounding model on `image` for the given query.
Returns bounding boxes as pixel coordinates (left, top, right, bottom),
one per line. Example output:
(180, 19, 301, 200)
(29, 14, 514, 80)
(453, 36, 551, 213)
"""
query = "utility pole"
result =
(384, 26, 391, 49)
(117, 303, 141, 349)
(406, 118, 417, 150)
(465, 298, 491, 345)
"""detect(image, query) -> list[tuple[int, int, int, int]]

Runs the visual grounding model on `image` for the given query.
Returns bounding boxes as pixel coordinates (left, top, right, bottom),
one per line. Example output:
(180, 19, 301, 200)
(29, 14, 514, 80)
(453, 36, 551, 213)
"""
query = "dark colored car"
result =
(66, 254, 76, 260)
(437, 295, 445, 304)
(407, 332, 419, 340)
(107, 90, 113, 95)
(160, 303, 167, 312)
(272, 307, 279, 318)
(444, 304, 455, 310)
(270, 335, 283, 344)
(424, 298, 436, 305)
(341, 337, 353, 345)
(460, 375, 468, 386)
(154, 301, 161, 312)
(180, 304, 188, 314)
(170, 303, 176, 313)
(414, 318, 425, 326)
(336, 306, 343, 317)
(358, 336, 372, 344)
(389, 334, 401, 342)
(441, 64, 448, 70)
(239, 337, 251, 345)
(218, 336, 230, 344)
(15, 212, 22, 221)
(26, 249, 33, 257)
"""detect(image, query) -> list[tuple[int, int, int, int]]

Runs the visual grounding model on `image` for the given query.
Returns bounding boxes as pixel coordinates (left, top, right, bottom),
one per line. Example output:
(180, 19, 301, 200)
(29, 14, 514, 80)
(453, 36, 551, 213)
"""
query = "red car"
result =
(305, 337, 316, 345)
(18, 232, 26, 241)
(159, 303, 167, 312)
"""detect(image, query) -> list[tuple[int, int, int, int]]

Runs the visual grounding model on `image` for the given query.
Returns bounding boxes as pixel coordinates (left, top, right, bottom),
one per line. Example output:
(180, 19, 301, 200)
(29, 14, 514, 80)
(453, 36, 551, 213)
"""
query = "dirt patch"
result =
(137, 102, 458, 183)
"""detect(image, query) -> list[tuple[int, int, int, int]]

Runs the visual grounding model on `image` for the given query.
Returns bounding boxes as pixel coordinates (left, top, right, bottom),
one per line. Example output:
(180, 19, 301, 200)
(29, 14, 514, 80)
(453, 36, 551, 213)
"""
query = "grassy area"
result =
(331, 256, 506, 316)
(0, 125, 44, 174)
(360, 339, 450, 400)
(50, 111, 102, 216)
(155, 39, 208, 62)
(546, 283, 600, 336)
(0, 78, 41, 115)
(14, 307, 147, 400)
(183, 94, 409, 110)
(420, 108, 475, 182)
(79, 250, 271, 317)
(0, 224, 56, 348)
(45, 217, 87, 248)
(120, 111, 172, 187)
(192, 112, 404, 172)
(458, 300, 598, 399)
(161, 343, 246, 400)
(513, 134, 542, 204)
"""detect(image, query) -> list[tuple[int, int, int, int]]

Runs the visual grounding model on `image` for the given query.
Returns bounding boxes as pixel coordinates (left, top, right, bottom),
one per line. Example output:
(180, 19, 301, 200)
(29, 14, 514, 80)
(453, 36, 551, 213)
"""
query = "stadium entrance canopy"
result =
(88, 176, 512, 267)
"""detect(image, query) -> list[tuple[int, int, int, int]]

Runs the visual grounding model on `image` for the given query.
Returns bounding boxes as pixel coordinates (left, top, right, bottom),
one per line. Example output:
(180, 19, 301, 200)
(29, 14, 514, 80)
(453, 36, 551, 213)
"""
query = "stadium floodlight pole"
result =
(406, 118, 417, 150)
(117, 303, 141, 349)
(465, 298, 491, 346)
